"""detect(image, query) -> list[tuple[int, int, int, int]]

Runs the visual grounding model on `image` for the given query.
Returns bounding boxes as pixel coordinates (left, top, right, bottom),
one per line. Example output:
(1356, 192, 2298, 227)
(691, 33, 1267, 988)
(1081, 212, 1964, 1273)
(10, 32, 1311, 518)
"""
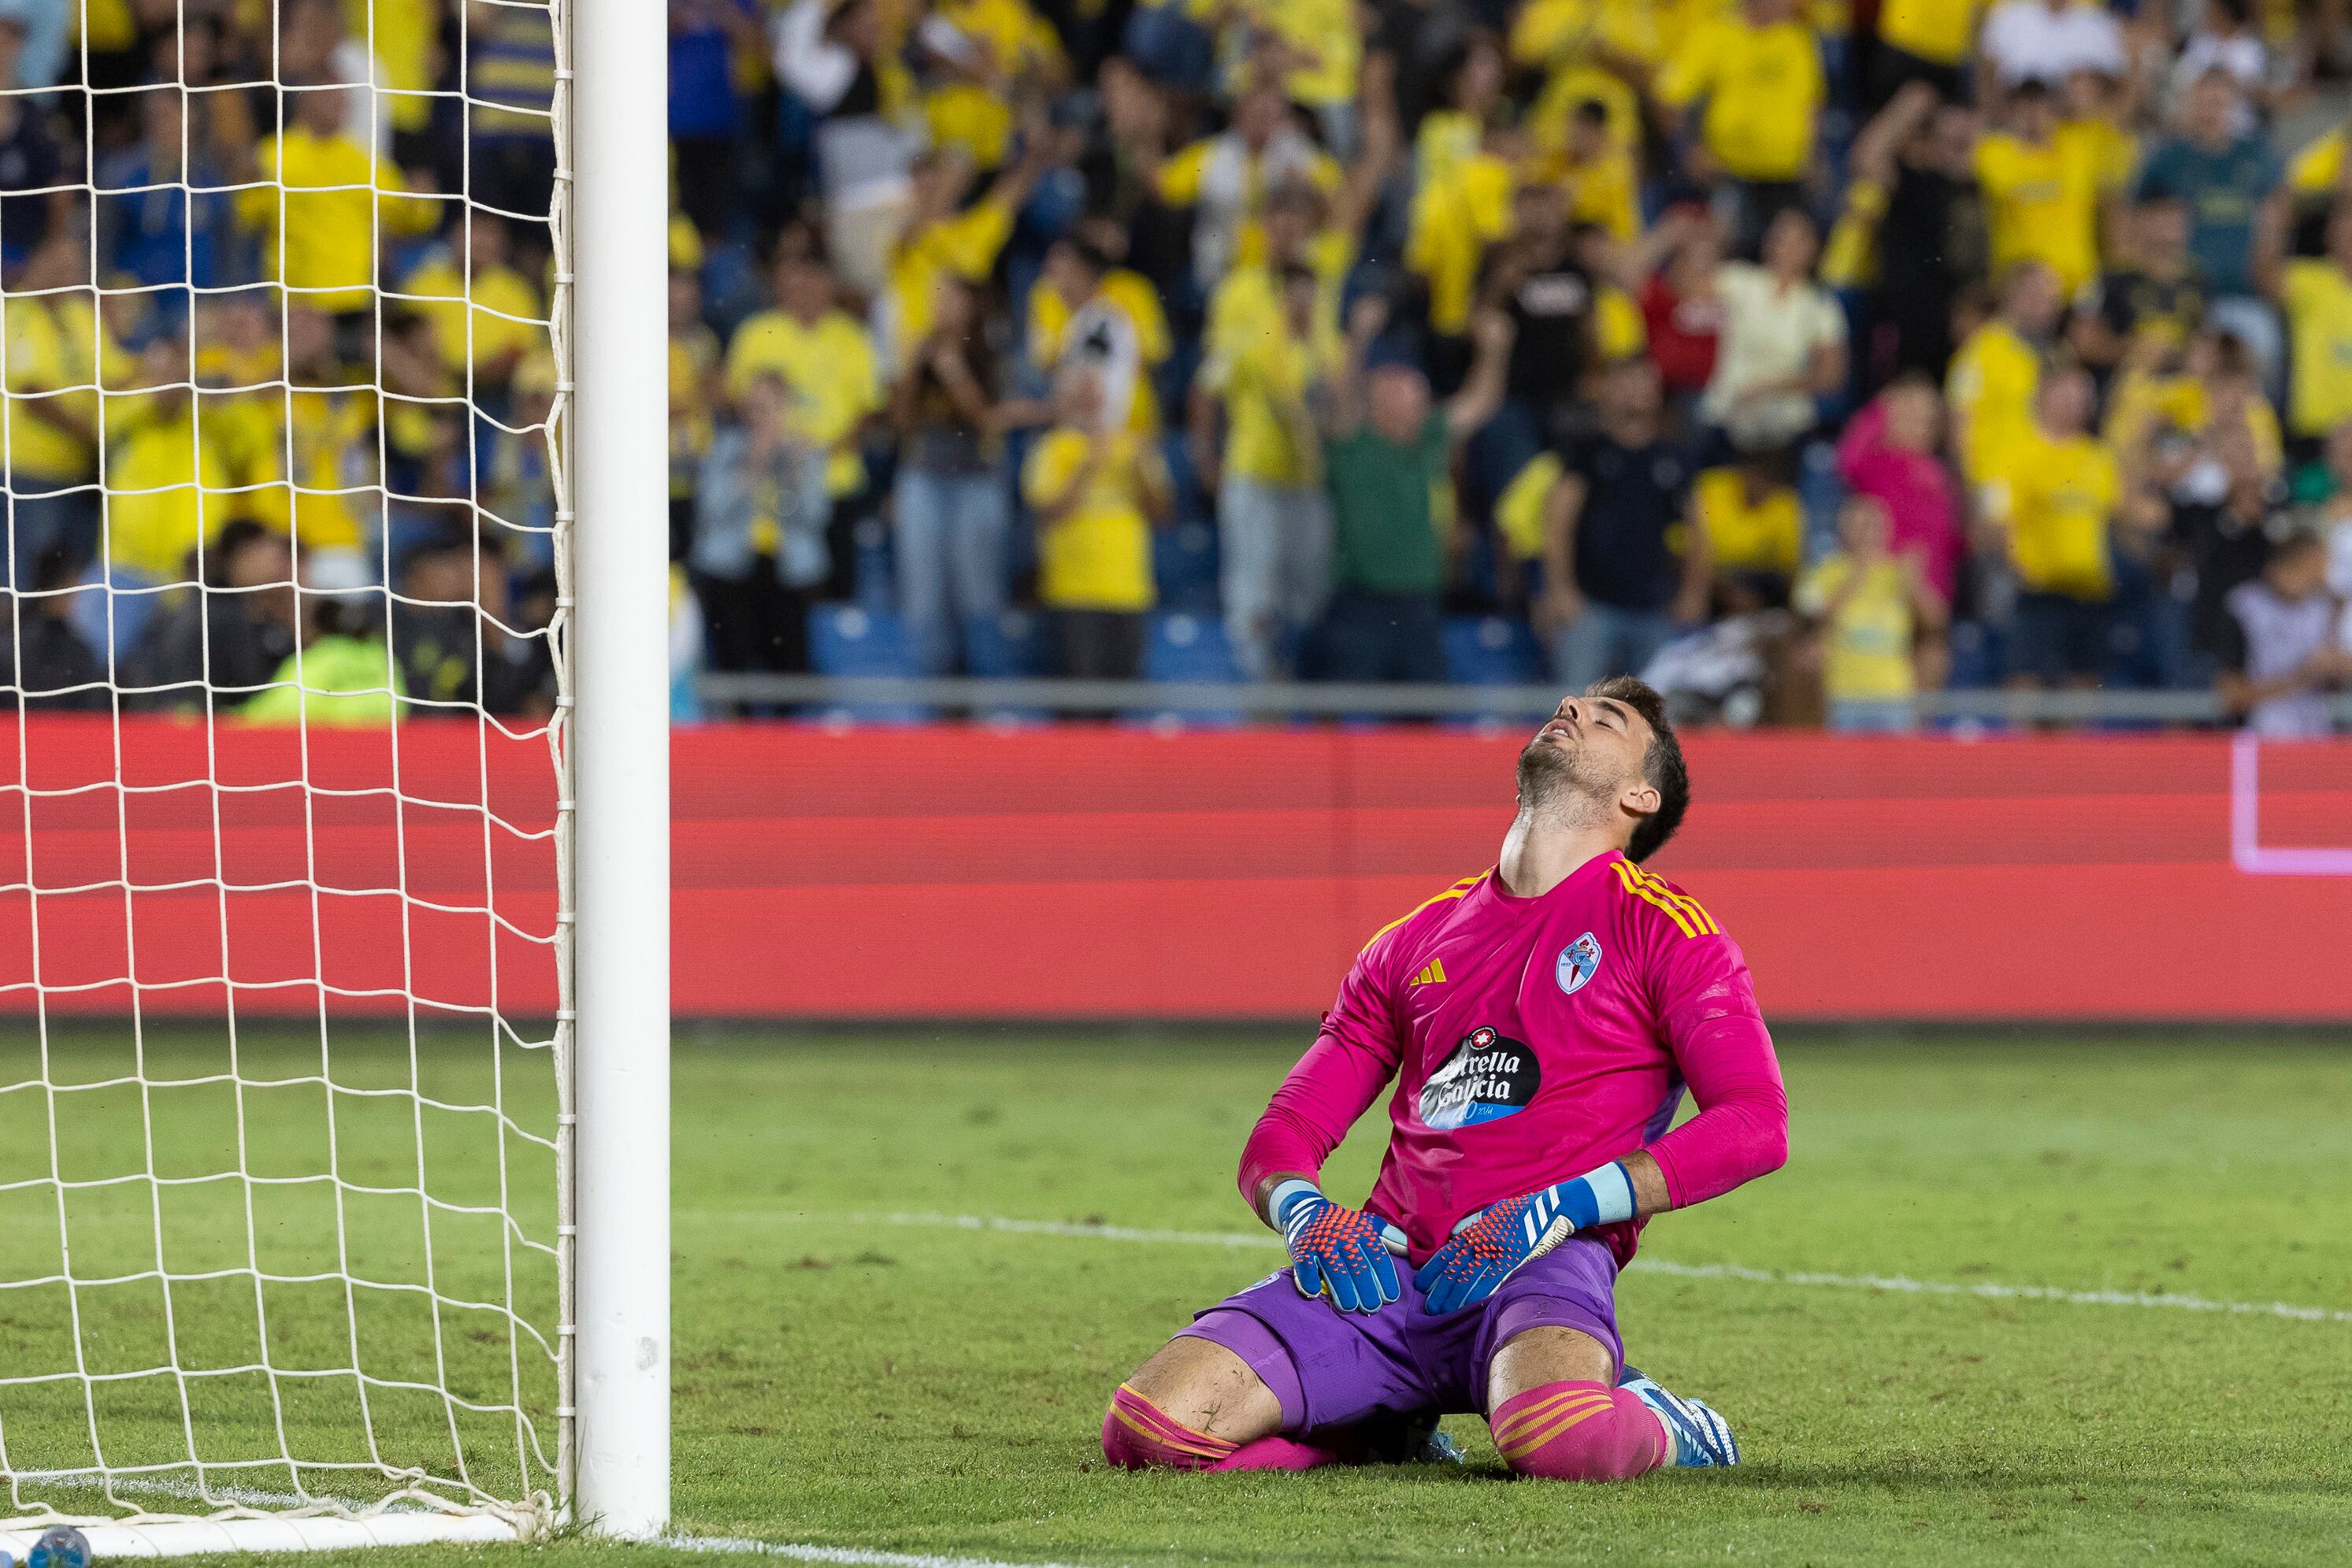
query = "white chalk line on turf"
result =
(78, 1481, 1081, 1568)
(666, 1536, 1090, 1568)
(816, 1210, 2352, 1327)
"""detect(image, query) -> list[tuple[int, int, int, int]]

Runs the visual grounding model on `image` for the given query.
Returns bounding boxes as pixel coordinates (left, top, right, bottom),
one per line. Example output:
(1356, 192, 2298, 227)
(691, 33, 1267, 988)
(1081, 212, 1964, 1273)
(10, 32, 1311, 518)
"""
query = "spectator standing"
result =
(97, 89, 232, 310)
(1155, 80, 1336, 286)
(725, 247, 886, 598)
(1312, 299, 1511, 683)
(1656, 0, 1823, 254)
(238, 83, 437, 324)
(883, 143, 1040, 370)
(1029, 235, 1171, 434)
(668, 0, 766, 239)
(1196, 263, 1341, 680)
(670, 269, 722, 562)
(1478, 178, 1598, 447)
(1974, 79, 2104, 301)
(1869, 0, 1983, 108)
(1979, 0, 2125, 89)
(774, 0, 922, 295)
(1633, 213, 1726, 418)
(1541, 358, 1709, 690)
(401, 217, 545, 398)
(2138, 70, 2283, 373)
(2215, 530, 2350, 733)
(2260, 201, 2352, 453)
(123, 521, 297, 707)
(466, 0, 560, 224)
(1990, 366, 2120, 688)
(1691, 450, 1801, 602)
(0, 16, 65, 265)
(1948, 259, 2061, 489)
(1796, 495, 1948, 732)
(1835, 374, 1964, 605)
(892, 275, 1012, 677)
(690, 371, 832, 677)
(1861, 87, 1986, 380)
(4, 547, 104, 710)
(2, 232, 124, 584)
(2074, 197, 2210, 381)
(1022, 367, 1173, 679)
(1699, 209, 1848, 454)
(79, 335, 232, 659)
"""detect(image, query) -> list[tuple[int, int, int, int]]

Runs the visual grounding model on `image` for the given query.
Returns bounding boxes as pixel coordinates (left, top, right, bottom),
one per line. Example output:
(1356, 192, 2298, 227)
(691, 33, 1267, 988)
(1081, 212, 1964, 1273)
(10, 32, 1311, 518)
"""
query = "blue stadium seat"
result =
(964, 609, 1046, 677)
(1444, 615, 1545, 687)
(1152, 520, 1222, 614)
(1945, 619, 2004, 691)
(807, 603, 930, 723)
(1145, 612, 1241, 683)
(1133, 612, 1243, 728)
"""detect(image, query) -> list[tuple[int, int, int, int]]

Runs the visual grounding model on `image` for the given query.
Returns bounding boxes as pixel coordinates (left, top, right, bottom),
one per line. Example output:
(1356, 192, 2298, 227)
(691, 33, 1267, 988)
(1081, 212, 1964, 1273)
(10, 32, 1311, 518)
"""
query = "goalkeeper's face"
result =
(1517, 695, 1651, 818)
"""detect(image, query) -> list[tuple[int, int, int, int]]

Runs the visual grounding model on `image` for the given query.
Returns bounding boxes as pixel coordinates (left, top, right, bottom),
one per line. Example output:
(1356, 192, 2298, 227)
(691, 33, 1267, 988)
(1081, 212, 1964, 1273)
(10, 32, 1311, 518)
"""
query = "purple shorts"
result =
(1177, 1236, 1623, 1434)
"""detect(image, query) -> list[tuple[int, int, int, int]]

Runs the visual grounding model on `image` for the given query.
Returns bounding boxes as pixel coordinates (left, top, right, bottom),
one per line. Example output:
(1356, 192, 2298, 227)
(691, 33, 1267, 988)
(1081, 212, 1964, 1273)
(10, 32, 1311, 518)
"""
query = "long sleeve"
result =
(1645, 1014, 1788, 1208)
(1643, 930, 1789, 1210)
(1237, 943, 1405, 1214)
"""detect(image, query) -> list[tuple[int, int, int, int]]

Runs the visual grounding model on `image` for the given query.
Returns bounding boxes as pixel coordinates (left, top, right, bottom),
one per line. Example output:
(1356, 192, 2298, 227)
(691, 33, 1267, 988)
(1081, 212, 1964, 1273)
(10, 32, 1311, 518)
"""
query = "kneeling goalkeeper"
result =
(1104, 678, 1789, 1481)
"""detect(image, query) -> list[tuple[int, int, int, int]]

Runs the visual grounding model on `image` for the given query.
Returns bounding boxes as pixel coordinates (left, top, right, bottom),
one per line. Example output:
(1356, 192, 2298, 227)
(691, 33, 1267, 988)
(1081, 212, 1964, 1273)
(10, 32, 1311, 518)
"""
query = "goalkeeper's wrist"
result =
(1266, 1177, 1323, 1233)
(1559, 1161, 1638, 1229)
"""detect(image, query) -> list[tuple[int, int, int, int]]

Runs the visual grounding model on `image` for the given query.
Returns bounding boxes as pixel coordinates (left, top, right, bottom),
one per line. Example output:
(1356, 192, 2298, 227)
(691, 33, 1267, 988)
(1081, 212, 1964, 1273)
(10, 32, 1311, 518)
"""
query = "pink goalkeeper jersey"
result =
(1239, 850, 1788, 1268)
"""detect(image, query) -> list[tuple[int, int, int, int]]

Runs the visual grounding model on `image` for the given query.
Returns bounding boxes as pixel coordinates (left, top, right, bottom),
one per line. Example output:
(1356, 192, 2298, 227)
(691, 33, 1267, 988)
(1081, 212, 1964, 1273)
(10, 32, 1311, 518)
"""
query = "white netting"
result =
(0, 0, 572, 1534)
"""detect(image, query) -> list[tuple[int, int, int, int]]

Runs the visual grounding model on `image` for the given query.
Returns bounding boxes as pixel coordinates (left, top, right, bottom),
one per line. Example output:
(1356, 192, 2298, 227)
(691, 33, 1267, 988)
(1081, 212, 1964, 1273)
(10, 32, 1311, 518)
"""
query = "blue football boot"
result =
(1618, 1365, 1740, 1467)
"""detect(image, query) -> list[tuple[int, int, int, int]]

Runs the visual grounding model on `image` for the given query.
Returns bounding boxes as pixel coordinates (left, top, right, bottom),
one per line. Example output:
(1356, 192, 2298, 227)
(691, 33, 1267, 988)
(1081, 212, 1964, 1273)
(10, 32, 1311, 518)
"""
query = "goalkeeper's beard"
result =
(1516, 732, 1619, 832)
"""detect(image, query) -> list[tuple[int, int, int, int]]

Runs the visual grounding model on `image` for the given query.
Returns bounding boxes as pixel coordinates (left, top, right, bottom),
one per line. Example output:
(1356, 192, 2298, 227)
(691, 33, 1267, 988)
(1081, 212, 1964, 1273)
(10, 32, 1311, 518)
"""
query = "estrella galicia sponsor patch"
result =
(1556, 932, 1602, 995)
(1419, 1025, 1541, 1130)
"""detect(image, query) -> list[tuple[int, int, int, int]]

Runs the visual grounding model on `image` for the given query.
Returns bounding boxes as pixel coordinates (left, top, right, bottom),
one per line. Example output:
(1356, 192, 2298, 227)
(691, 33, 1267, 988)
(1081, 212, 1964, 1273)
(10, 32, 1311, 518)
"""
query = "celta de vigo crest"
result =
(1556, 932, 1602, 995)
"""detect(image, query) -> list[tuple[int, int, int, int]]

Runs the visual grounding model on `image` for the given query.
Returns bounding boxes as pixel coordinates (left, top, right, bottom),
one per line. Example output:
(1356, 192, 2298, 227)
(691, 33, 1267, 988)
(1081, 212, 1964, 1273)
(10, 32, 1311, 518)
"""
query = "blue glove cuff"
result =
(1572, 1161, 1638, 1228)
(1268, 1177, 1323, 1232)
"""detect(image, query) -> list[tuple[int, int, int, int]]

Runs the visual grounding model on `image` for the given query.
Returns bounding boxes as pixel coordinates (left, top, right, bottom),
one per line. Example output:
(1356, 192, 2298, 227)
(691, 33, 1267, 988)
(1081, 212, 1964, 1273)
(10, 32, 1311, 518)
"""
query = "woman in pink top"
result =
(1834, 373, 1964, 605)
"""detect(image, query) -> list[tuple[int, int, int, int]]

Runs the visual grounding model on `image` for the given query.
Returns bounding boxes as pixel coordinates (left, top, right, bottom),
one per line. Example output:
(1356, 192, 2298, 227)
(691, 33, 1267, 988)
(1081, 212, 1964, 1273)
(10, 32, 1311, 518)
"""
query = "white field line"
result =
(817, 1209, 2352, 1327)
(666, 1535, 1094, 1568)
(44, 1480, 1096, 1568)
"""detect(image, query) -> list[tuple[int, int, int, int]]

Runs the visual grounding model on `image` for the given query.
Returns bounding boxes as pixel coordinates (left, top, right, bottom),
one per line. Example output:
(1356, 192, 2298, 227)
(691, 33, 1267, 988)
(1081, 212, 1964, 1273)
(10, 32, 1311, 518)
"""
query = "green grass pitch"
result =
(5, 1025, 2351, 1566)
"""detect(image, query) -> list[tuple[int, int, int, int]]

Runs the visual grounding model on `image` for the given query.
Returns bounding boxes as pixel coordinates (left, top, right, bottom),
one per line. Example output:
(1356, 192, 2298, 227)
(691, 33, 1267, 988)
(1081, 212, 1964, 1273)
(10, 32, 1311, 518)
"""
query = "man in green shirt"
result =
(1311, 298, 1512, 680)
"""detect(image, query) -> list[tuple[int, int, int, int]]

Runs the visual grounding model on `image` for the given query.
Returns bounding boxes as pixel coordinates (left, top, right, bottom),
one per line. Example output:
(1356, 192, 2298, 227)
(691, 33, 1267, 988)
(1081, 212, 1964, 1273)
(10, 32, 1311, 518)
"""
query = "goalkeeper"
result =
(1104, 678, 1788, 1481)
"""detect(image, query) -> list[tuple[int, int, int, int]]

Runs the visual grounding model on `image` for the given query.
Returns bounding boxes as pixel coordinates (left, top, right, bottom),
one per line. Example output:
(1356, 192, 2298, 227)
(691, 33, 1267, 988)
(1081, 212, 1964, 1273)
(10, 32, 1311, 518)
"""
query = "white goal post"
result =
(0, 0, 668, 1550)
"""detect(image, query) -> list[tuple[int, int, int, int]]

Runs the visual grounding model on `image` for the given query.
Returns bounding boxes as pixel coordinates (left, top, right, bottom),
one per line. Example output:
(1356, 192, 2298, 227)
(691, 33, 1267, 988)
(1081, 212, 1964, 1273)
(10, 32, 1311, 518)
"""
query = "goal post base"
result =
(0, 1514, 525, 1559)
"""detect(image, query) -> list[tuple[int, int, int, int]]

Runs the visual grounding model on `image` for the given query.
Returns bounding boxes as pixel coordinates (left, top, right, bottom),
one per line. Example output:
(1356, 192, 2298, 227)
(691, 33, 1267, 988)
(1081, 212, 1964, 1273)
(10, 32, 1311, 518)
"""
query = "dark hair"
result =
(1585, 675, 1689, 863)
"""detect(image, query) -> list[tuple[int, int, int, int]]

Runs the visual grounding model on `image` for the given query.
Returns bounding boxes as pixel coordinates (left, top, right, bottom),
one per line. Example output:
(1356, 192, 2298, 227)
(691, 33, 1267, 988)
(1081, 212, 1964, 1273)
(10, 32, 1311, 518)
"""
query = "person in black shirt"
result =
(2073, 197, 2210, 381)
(4, 547, 106, 712)
(1538, 358, 1710, 690)
(123, 523, 300, 710)
(0, 17, 63, 265)
(1478, 180, 1599, 447)
(1856, 83, 1986, 385)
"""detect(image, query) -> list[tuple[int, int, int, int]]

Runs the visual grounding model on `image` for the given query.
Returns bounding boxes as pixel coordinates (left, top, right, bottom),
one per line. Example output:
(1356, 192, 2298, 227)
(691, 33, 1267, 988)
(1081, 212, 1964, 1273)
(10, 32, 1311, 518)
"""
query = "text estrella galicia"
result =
(1418, 1025, 1541, 1130)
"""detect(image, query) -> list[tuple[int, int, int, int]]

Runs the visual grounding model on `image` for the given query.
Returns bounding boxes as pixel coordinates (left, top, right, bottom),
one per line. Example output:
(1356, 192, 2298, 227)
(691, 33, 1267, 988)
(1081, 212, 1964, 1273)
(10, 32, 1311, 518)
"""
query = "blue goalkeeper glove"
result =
(1268, 1179, 1404, 1314)
(1412, 1162, 1638, 1316)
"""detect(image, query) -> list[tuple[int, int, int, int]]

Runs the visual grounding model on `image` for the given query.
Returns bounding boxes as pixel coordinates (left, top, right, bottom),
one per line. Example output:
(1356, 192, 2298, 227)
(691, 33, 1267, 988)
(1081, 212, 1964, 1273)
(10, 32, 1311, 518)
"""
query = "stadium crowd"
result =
(1, 0, 2351, 730)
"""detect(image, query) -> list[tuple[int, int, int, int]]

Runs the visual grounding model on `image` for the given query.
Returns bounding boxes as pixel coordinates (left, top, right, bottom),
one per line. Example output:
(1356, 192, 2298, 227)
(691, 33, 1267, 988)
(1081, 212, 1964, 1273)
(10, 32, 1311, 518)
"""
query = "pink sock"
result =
(1101, 1385, 1240, 1470)
(1488, 1381, 1667, 1482)
(1210, 1434, 1344, 1471)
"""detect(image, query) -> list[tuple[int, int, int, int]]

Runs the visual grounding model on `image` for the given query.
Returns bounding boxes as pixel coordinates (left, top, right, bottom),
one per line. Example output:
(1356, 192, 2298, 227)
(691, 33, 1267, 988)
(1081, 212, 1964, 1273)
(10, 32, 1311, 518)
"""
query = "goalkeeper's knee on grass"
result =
(1101, 1385, 1340, 1472)
(1489, 1381, 1667, 1482)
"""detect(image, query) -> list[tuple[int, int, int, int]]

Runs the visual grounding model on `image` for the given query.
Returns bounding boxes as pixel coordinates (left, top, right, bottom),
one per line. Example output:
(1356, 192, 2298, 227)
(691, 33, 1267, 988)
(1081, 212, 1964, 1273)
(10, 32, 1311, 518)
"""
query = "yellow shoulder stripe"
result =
(1360, 871, 1487, 955)
(1610, 859, 1719, 939)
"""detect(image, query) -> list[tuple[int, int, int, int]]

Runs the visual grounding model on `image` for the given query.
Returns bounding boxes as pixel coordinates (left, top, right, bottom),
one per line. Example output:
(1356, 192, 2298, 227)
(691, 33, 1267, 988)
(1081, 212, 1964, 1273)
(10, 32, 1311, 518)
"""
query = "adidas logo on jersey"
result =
(1410, 959, 1448, 988)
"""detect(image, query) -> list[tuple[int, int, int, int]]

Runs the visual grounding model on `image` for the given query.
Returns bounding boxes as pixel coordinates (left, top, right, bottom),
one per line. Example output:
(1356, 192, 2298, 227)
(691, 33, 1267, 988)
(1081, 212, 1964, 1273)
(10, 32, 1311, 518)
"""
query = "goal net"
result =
(0, 0, 607, 1548)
